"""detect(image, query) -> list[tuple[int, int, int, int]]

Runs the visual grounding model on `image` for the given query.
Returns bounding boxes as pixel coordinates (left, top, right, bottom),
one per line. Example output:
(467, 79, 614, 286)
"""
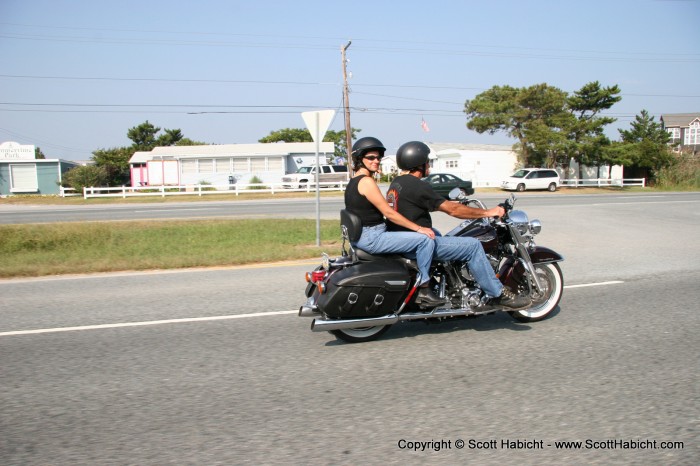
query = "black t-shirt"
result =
(386, 174, 446, 231)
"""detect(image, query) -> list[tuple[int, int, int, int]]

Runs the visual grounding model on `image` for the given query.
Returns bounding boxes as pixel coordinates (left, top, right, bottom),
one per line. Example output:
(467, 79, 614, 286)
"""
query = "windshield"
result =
(511, 169, 530, 178)
(296, 167, 313, 174)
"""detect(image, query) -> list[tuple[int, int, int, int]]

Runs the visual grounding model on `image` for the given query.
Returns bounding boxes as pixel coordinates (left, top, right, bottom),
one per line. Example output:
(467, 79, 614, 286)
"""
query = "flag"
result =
(421, 118, 430, 133)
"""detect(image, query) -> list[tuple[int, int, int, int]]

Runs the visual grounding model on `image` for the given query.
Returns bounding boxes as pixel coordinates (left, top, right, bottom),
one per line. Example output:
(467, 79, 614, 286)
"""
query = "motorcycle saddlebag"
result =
(317, 261, 410, 318)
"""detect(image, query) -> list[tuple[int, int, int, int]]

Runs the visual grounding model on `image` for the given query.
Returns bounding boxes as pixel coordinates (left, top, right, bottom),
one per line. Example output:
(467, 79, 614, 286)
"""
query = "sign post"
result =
(301, 110, 336, 246)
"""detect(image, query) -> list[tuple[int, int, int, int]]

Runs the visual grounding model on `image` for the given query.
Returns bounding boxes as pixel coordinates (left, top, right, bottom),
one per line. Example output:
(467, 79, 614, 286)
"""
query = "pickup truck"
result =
(281, 165, 349, 188)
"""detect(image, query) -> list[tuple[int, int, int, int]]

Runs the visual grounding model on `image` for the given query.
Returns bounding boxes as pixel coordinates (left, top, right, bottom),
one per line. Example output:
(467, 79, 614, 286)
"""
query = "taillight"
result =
(305, 270, 327, 286)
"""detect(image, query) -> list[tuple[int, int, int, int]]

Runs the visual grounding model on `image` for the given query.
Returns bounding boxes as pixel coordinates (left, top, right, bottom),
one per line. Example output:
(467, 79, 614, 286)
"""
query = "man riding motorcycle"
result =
(386, 140, 529, 309)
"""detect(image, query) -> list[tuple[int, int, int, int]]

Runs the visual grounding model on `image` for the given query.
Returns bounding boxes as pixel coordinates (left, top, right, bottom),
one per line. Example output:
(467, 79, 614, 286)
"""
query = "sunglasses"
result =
(363, 155, 383, 161)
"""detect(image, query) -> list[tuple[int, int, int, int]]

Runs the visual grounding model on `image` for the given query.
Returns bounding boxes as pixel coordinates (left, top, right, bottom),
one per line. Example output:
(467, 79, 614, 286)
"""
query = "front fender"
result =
(529, 246, 564, 264)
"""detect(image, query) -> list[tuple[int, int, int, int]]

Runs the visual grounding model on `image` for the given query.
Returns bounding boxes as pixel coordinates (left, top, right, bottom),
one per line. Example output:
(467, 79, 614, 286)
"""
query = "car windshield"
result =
(296, 167, 313, 174)
(511, 169, 530, 178)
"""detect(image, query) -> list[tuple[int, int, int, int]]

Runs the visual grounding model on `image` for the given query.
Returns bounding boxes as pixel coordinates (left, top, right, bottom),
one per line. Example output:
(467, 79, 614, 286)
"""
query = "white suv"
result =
(281, 165, 349, 189)
(502, 168, 560, 192)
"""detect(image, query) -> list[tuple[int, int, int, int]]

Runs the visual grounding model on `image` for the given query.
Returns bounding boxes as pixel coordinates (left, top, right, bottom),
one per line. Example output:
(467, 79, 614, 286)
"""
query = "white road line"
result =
(1, 281, 624, 337)
(132, 208, 220, 213)
(0, 310, 298, 337)
(564, 281, 624, 289)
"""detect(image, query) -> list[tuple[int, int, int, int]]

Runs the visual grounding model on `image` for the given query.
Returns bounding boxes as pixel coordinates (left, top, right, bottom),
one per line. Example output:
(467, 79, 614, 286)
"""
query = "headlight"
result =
(529, 219, 542, 235)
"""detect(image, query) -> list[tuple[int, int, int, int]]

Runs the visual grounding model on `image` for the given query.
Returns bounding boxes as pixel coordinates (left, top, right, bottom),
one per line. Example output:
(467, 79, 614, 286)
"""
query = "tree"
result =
(62, 165, 110, 192)
(464, 84, 569, 166)
(258, 127, 361, 162)
(92, 121, 190, 186)
(617, 110, 674, 178)
(565, 81, 622, 178)
(175, 138, 207, 146)
(126, 121, 184, 151)
(35, 147, 46, 159)
(92, 146, 134, 185)
(464, 81, 622, 173)
(258, 128, 313, 143)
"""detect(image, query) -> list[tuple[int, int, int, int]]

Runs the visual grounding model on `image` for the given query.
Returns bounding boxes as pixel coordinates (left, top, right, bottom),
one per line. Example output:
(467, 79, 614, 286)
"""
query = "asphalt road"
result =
(1, 192, 699, 465)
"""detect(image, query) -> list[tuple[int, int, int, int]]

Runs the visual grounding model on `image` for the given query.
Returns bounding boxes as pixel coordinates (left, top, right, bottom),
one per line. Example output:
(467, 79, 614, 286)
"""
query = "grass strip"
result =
(0, 219, 341, 278)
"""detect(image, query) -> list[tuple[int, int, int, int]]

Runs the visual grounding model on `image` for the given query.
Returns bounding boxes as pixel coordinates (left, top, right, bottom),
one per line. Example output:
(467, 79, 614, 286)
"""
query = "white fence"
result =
(62, 178, 647, 199)
(80, 181, 350, 199)
(560, 178, 646, 188)
(471, 178, 646, 189)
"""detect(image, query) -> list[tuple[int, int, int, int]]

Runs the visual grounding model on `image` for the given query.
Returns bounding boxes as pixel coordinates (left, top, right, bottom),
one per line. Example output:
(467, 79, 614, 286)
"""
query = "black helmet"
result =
(396, 141, 430, 170)
(351, 137, 386, 158)
(351, 137, 386, 171)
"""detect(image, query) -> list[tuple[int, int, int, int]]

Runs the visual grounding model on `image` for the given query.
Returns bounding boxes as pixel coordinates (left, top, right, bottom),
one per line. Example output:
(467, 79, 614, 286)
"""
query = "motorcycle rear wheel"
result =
(509, 262, 563, 322)
(330, 325, 391, 343)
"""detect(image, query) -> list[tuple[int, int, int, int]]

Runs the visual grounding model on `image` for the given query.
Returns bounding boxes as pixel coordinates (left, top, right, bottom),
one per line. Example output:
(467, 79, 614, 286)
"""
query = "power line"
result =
(2, 74, 698, 99)
(2, 21, 698, 61)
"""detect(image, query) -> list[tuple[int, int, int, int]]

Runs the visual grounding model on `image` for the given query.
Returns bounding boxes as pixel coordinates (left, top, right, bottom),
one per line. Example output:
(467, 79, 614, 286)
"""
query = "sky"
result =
(0, 0, 698, 161)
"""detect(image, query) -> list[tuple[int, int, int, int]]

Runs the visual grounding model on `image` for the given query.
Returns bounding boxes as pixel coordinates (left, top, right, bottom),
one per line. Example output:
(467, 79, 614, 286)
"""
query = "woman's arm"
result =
(358, 176, 435, 239)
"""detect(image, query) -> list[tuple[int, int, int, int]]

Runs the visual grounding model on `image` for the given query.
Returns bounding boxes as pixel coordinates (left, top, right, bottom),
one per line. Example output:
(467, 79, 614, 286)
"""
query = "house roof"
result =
(660, 113, 700, 128)
(427, 142, 515, 153)
(129, 142, 335, 164)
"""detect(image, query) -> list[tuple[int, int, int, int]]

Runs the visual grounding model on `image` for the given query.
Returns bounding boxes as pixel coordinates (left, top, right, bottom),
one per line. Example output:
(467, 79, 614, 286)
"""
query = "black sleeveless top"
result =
(344, 175, 384, 227)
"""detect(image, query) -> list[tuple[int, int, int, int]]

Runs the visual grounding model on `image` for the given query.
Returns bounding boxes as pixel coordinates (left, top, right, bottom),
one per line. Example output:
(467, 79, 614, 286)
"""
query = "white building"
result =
(128, 142, 335, 187)
(381, 142, 623, 186)
(381, 143, 518, 186)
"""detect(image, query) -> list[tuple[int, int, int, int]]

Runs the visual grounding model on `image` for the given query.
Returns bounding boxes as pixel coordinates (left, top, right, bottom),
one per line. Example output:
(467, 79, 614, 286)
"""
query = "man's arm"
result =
(436, 200, 504, 219)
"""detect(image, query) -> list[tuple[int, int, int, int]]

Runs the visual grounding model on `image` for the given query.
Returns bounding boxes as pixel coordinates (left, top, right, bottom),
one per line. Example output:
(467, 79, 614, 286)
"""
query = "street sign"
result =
(301, 110, 337, 246)
(302, 110, 336, 143)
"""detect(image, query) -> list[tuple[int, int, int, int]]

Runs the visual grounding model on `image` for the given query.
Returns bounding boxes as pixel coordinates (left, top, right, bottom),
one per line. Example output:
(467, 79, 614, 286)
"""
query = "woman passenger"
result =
(345, 136, 445, 306)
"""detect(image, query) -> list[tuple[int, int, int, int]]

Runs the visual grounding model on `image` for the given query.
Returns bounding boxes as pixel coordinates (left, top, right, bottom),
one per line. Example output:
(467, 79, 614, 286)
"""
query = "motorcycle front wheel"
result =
(509, 262, 563, 323)
(330, 325, 391, 343)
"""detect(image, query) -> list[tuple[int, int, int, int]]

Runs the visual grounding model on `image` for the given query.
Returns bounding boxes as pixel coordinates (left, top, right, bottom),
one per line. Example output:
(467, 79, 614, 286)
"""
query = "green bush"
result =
(655, 153, 700, 190)
(249, 176, 266, 190)
(62, 165, 110, 192)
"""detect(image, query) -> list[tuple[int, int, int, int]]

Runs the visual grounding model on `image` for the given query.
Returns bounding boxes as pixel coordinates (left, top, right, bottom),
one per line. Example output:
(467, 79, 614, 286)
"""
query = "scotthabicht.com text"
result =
(397, 438, 684, 452)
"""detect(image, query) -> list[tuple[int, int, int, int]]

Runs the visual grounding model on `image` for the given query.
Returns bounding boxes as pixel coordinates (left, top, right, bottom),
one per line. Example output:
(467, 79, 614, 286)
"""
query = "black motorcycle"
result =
(299, 190, 564, 343)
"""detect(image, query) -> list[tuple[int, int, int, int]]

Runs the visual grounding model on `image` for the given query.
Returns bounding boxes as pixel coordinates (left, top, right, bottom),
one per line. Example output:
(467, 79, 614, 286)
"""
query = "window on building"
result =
(215, 158, 231, 173)
(684, 121, 699, 145)
(268, 157, 283, 171)
(250, 157, 266, 171)
(198, 159, 214, 173)
(232, 157, 248, 171)
(667, 127, 680, 140)
(181, 160, 197, 174)
(10, 164, 38, 192)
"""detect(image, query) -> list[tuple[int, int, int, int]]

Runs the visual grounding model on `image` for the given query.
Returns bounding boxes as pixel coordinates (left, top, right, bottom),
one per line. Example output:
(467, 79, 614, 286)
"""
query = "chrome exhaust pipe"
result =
(398, 308, 476, 321)
(311, 314, 399, 332)
(309, 307, 497, 332)
(299, 305, 321, 317)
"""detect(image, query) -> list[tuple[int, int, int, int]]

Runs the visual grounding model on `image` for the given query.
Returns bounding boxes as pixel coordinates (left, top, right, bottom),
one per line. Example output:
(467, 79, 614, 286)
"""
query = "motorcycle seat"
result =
(355, 248, 418, 271)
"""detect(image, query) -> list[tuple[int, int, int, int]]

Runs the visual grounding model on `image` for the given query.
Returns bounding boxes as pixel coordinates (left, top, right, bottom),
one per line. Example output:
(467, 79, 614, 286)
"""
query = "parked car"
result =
(502, 168, 560, 192)
(281, 165, 348, 188)
(422, 173, 475, 198)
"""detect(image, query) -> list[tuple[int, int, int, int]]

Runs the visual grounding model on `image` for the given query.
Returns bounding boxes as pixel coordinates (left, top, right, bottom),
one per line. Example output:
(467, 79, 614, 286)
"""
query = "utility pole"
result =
(341, 41, 352, 162)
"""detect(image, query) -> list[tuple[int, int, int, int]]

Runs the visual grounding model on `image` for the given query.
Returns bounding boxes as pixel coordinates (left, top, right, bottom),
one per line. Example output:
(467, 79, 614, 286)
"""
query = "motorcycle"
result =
(298, 189, 564, 343)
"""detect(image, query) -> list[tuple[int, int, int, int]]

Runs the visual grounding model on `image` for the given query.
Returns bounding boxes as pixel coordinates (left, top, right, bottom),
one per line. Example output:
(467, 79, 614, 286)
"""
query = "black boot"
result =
(415, 287, 447, 307)
(497, 288, 530, 310)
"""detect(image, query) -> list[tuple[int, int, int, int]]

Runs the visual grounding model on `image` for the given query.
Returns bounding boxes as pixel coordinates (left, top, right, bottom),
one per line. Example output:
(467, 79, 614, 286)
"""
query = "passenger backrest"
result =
(340, 209, 362, 242)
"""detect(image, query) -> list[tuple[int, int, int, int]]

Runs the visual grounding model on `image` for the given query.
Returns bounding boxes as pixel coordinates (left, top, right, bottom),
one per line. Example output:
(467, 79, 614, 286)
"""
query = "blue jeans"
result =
(352, 223, 435, 285)
(433, 235, 503, 298)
